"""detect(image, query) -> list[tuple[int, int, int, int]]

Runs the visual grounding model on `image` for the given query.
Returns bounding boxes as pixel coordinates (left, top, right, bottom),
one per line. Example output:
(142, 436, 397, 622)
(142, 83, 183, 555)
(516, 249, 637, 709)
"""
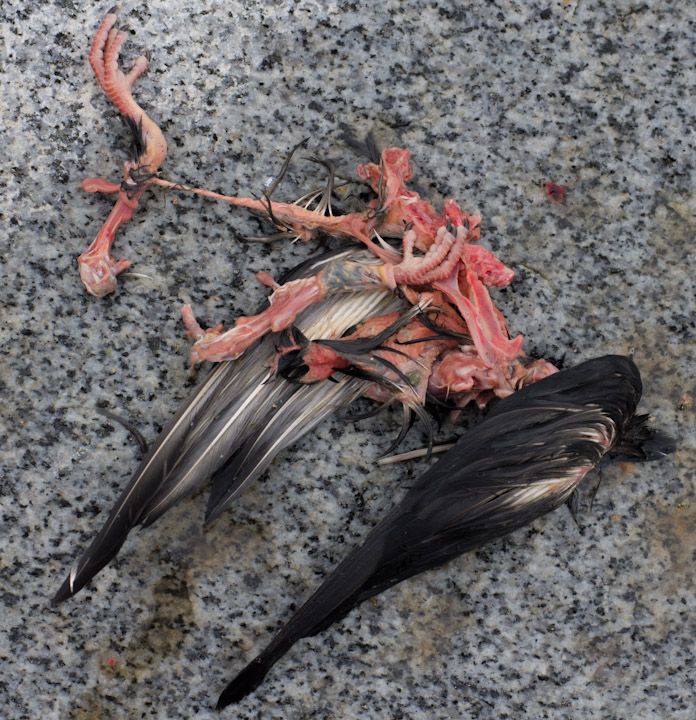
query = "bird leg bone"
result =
(78, 11, 167, 296)
(149, 178, 400, 262)
(120, 145, 485, 269)
(182, 260, 385, 364)
(152, 146, 456, 258)
(431, 265, 550, 400)
(149, 148, 476, 264)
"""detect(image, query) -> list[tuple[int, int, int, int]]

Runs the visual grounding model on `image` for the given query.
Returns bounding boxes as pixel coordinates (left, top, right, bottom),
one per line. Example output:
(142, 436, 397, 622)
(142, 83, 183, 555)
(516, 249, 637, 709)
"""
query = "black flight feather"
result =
(314, 303, 421, 355)
(124, 114, 146, 162)
(52, 360, 237, 604)
(217, 355, 673, 707)
(205, 376, 371, 523)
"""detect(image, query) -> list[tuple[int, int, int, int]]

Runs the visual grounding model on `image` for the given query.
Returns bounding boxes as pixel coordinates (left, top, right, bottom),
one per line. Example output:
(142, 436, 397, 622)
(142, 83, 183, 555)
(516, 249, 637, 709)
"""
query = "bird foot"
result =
(374, 224, 468, 288)
(77, 181, 139, 296)
(77, 11, 168, 296)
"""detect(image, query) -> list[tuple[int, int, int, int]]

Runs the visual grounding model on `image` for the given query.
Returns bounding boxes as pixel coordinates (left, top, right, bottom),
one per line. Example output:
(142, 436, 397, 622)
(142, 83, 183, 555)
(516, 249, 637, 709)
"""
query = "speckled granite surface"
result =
(1, 2, 694, 718)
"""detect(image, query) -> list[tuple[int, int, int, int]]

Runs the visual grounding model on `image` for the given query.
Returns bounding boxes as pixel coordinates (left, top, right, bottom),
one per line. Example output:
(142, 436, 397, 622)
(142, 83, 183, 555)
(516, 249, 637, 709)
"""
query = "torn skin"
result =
(167, 148, 551, 407)
(273, 301, 555, 414)
(149, 178, 398, 262)
(78, 12, 167, 297)
(78, 16, 499, 297)
(356, 148, 453, 248)
(433, 268, 524, 397)
(182, 220, 539, 408)
(338, 319, 455, 407)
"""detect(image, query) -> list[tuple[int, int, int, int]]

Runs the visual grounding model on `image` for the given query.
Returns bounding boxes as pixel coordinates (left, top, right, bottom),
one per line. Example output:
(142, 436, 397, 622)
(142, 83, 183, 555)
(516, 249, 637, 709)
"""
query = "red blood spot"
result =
(106, 656, 116, 667)
(545, 182, 567, 202)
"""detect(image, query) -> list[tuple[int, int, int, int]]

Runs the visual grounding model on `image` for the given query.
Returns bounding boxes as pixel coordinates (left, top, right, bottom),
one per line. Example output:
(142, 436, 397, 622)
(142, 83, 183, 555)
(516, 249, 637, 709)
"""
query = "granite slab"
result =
(1, 1, 694, 718)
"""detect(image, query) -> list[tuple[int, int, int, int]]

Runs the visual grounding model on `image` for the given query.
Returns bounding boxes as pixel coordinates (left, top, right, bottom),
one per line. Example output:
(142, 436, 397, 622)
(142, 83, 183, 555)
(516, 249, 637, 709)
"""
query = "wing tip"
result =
(51, 579, 72, 605)
(51, 568, 78, 605)
(217, 657, 270, 709)
(204, 492, 230, 525)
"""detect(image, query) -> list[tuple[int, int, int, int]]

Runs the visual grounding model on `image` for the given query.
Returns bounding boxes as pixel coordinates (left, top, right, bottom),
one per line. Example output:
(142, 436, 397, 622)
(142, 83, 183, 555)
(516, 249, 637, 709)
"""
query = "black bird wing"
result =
(204, 302, 427, 522)
(53, 248, 406, 604)
(218, 355, 667, 707)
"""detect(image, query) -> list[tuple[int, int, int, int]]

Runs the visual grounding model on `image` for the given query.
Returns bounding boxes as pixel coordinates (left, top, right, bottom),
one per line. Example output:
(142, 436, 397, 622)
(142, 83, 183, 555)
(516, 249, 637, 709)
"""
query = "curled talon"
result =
(181, 304, 208, 341)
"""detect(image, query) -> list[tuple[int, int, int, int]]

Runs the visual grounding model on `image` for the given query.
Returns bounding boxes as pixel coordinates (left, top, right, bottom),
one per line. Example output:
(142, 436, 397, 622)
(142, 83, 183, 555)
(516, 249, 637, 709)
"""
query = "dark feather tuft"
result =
(124, 114, 146, 162)
(341, 128, 382, 164)
(609, 413, 676, 460)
